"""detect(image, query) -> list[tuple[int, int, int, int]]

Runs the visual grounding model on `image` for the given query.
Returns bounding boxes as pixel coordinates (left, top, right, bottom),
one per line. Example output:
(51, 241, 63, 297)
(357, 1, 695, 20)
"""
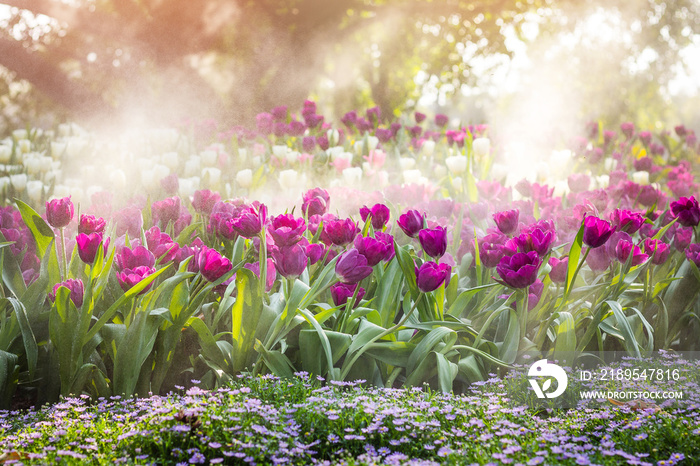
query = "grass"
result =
(0, 358, 698, 465)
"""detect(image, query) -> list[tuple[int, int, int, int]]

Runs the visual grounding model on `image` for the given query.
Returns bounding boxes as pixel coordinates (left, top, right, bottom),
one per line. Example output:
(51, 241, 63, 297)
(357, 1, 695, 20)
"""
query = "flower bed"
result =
(0, 106, 698, 412)
(0, 356, 697, 465)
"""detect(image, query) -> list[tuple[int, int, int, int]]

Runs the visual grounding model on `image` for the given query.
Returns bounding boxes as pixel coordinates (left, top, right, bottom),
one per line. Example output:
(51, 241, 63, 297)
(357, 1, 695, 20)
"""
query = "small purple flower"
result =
(48, 278, 84, 308)
(493, 209, 519, 235)
(415, 261, 452, 292)
(496, 251, 541, 289)
(583, 216, 616, 248)
(330, 282, 365, 307)
(397, 209, 425, 238)
(548, 256, 568, 284)
(335, 249, 373, 284)
(418, 226, 447, 259)
(271, 244, 307, 279)
(46, 196, 74, 229)
(269, 214, 306, 247)
(360, 203, 391, 230)
(670, 196, 700, 227)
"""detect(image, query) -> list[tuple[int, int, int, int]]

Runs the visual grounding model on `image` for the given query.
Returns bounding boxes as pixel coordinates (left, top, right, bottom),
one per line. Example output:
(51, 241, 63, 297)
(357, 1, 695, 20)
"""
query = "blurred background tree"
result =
(0, 0, 698, 133)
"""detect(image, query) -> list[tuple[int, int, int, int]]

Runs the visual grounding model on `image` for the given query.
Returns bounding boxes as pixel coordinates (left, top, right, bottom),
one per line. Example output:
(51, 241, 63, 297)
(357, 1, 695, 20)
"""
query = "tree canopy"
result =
(0, 0, 698, 131)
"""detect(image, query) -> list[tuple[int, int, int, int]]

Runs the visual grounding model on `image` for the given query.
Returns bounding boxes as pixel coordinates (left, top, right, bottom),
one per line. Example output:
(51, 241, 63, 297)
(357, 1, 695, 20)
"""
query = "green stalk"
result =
(258, 229, 267, 302)
(337, 281, 361, 333)
(59, 227, 67, 280)
(519, 287, 529, 343)
(558, 247, 590, 311)
(341, 293, 424, 380)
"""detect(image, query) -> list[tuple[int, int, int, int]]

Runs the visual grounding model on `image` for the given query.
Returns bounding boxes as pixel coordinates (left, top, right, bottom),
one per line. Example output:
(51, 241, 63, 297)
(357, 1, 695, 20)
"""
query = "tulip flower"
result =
(269, 214, 306, 247)
(415, 261, 452, 292)
(78, 214, 106, 235)
(686, 243, 700, 267)
(359, 203, 390, 230)
(76, 232, 109, 265)
(353, 235, 393, 267)
(271, 244, 307, 279)
(230, 204, 267, 238)
(673, 227, 693, 252)
(48, 278, 84, 308)
(642, 239, 670, 265)
(46, 196, 74, 229)
(330, 282, 366, 307)
(670, 196, 700, 227)
(418, 226, 447, 259)
(496, 251, 541, 289)
(115, 245, 156, 271)
(192, 189, 221, 216)
(397, 209, 425, 238)
(303, 242, 325, 265)
(583, 216, 616, 248)
(151, 196, 181, 228)
(479, 241, 505, 268)
(610, 209, 645, 234)
(244, 259, 277, 293)
(514, 228, 556, 257)
(320, 218, 358, 247)
(493, 209, 519, 235)
(117, 266, 156, 294)
(548, 257, 568, 284)
(335, 249, 373, 284)
(615, 240, 649, 266)
(301, 188, 330, 217)
(197, 246, 233, 282)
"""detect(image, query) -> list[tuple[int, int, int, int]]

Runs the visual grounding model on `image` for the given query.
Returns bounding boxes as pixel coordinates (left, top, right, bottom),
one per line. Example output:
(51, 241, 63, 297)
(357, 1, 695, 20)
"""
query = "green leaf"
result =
(299, 329, 351, 376)
(253, 340, 295, 378)
(394, 241, 418, 297)
(371, 259, 403, 328)
(4, 298, 37, 378)
(435, 352, 458, 392)
(296, 308, 340, 380)
(364, 341, 413, 367)
(499, 309, 520, 364)
(552, 311, 576, 364)
(407, 326, 456, 373)
(446, 284, 496, 317)
(15, 199, 60, 283)
(566, 221, 584, 294)
(231, 267, 263, 372)
(0, 350, 18, 409)
(457, 354, 485, 383)
(605, 300, 641, 358)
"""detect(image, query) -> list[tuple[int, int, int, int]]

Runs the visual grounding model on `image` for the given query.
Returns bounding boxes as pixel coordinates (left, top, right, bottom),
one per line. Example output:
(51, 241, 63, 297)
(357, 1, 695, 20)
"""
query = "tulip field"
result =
(0, 104, 699, 464)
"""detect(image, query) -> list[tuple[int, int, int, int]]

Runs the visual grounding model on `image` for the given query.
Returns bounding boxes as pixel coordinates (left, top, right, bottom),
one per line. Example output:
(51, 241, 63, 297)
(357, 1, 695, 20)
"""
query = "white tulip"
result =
(402, 169, 422, 184)
(353, 141, 364, 156)
(252, 155, 262, 167)
(86, 185, 103, 201)
(51, 142, 66, 159)
(596, 175, 610, 188)
(367, 136, 379, 151)
(236, 169, 253, 188)
(399, 158, 416, 171)
(326, 129, 339, 146)
(553, 180, 569, 198)
(12, 129, 28, 140)
(18, 139, 31, 154)
(604, 158, 616, 172)
(342, 167, 363, 185)
(434, 165, 447, 179)
(109, 169, 126, 190)
(10, 173, 27, 190)
(40, 156, 52, 172)
(200, 149, 217, 166)
(152, 163, 170, 182)
(0, 177, 9, 192)
(272, 145, 288, 158)
(422, 140, 436, 156)
(178, 178, 194, 198)
(445, 155, 467, 175)
(202, 167, 221, 186)
(184, 157, 201, 177)
(451, 176, 463, 189)
(491, 163, 509, 181)
(377, 170, 389, 188)
(286, 150, 300, 165)
(472, 137, 490, 158)
(327, 146, 344, 161)
(162, 152, 179, 170)
(238, 148, 248, 162)
(0, 145, 12, 164)
(26, 180, 43, 203)
(632, 171, 650, 185)
(141, 168, 156, 186)
(279, 169, 299, 190)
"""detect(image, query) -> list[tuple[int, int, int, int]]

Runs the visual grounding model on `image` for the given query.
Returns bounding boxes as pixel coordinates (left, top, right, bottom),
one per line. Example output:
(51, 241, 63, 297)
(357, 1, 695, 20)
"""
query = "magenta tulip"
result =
(642, 239, 670, 265)
(320, 218, 358, 247)
(48, 278, 84, 308)
(615, 240, 649, 266)
(493, 209, 519, 235)
(415, 261, 452, 292)
(271, 244, 307, 279)
(78, 214, 105, 235)
(397, 209, 425, 238)
(670, 196, 700, 227)
(46, 197, 74, 229)
(548, 257, 568, 284)
(197, 246, 233, 282)
(76, 232, 109, 264)
(244, 259, 277, 293)
(230, 204, 267, 238)
(192, 189, 221, 216)
(354, 235, 393, 267)
(583, 216, 616, 248)
(335, 249, 373, 284)
(496, 251, 541, 289)
(269, 214, 306, 247)
(330, 282, 366, 307)
(419, 226, 447, 259)
(360, 203, 390, 230)
(151, 196, 181, 228)
(115, 245, 156, 271)
(117, 266, 156, 294)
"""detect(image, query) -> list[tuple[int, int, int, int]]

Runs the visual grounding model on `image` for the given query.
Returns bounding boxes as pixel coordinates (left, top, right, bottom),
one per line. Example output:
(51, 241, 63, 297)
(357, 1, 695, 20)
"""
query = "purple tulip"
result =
(479, 240, 505, 268)
(192, 189, 221, 216)
(48, 278, 84, 308)
(115, 245, 156, 271)
(583, 216, 616, 248)
(615, 240, 649, 266)
(320, 218, 358, 247)
(374, 232, 396, 262)
(117, 266, 156, 294)
(567, 173, 591, 193)
(610, 209, 645, 234)
(197, 246, 233, 282)
(46, 197, 74, 229)
(397, 209, 425, 238)
(514, 228, 555, 257)
(360, 204, 391, 230)
(493, 209, 519, 235)
(642, 239, 670, 265)
(244, 259, 277, 293)
(330, 282, 366, 308)
(686, 243, 700, 267)
(76, 232, 109, 264)
(151, 196, 181, 228)
(496, 251, 541, 289)
(301, 188, 330, 217)
(415, 261, 452, 292)
(586, 246, 611, 272)
(548, 257, 568, 284)
(419, 226, 447, 259)
(269, 214, 306, 247)
(145, 226, 179, 263)
(78, 214, 105, 235)
(230, 204, 267, 238)
(303, 242, 325, 265)
(113, 206, 144, 238)
(354, 235, 392, 267)
(160, 174, 179, 196)
(335, 249, 373, 284)
(271, 244, 307, 279)
(673, 227, 693, 252)
(670, 196, 700, 227)
(435, 114, 449, 127)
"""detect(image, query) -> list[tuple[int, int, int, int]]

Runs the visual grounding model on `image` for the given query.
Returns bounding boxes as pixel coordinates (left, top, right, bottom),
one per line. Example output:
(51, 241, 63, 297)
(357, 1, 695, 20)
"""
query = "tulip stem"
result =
(340, 293, 424, 380)
(337, 282, 361, 333)
(559, 247, 590, 312)
(258, 230, 267, 302)
(59, 227, 67, 281)
(519, 288, 529, 343)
